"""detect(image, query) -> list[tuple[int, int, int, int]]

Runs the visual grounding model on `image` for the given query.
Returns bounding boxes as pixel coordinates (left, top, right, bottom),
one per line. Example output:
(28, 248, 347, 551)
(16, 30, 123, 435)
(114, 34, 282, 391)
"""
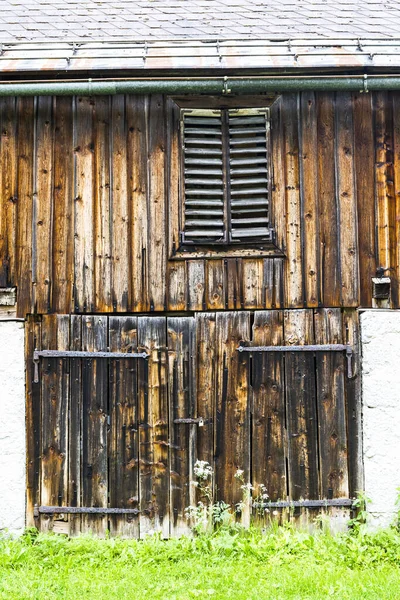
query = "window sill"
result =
(170, 243, 285, 261)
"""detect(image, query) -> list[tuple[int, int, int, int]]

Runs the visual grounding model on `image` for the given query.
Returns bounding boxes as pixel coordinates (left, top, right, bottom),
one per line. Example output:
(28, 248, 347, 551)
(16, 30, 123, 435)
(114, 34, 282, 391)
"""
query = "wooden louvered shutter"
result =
(181, 107, 273, 246)
(227, 108, 272, 242)
(181, 109, 226, 243)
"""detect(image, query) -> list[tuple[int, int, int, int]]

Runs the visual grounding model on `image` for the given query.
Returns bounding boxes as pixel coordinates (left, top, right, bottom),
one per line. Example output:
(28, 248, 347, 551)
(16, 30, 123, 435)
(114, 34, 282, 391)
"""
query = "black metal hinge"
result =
(237, 344, 354, 378)
(33, 349, 149, 383)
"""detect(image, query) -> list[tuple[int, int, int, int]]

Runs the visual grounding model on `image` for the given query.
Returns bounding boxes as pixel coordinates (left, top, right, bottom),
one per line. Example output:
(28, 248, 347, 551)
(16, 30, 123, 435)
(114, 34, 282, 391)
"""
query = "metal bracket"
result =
(237, 343, 354, 378)
(33, 349, 149, 384)
(252, 498, 354, 510)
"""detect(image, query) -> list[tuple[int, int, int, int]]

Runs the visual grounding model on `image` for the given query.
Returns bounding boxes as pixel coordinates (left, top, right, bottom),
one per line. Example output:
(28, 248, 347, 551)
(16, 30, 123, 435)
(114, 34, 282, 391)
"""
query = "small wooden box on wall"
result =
(0, 287, 17, 319)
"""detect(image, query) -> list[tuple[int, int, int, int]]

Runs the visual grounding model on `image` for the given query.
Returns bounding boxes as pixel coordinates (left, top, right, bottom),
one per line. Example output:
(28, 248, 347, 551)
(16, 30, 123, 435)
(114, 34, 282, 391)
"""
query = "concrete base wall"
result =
(0, 321, 25, 535)
(361, 310, 400, 528)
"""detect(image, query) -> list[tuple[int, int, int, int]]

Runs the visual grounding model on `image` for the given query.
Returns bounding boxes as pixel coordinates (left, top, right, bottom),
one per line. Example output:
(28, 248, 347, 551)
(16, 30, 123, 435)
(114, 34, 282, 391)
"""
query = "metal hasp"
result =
(237, 343, 354, 378)
(33, 348, 149, 384)
(34, 505, 142, 517)
(174, 417, 212, 426)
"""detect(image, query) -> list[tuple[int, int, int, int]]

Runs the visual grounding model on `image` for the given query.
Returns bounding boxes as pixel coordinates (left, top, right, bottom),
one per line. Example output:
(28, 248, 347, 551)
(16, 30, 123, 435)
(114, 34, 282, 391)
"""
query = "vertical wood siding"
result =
(1, 92, 399, 315)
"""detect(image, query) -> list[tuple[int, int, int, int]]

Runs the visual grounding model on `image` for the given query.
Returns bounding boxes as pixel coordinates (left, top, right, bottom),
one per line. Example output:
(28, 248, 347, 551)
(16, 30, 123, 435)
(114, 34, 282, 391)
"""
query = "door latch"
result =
(174, 417, 211, 427)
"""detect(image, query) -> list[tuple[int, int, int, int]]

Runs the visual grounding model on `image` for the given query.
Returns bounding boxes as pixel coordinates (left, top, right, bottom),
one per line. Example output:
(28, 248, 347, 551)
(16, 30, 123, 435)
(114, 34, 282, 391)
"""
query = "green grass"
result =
(1, 526, 400, 599)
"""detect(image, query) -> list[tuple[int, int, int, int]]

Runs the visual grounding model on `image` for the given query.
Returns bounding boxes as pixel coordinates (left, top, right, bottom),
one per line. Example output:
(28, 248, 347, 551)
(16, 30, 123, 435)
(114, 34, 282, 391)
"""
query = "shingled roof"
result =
(0, 0, 399, 71)
(0, 0, 399, 42)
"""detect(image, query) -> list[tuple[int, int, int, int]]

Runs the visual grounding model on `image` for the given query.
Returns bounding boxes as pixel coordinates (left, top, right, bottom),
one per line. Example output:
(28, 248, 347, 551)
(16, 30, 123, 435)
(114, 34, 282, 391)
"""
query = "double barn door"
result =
(26, 310, 358, 537)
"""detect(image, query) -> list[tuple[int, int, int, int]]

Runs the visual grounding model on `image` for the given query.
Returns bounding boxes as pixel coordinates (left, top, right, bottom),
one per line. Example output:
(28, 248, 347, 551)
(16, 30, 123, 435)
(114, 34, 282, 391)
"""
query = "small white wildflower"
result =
(241, 483, 254, 492)
(262, 493, 269, 500)
(264, 508, 270, 514)
(235, 500, 245, 513)
(193, 460, 213, 480)
(272, 510, 279, 516)
(234, 468, 244, 480)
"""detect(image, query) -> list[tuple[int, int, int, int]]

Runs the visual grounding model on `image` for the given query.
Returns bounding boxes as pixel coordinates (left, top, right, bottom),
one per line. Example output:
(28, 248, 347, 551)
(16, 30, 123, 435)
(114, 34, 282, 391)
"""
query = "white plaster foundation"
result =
(0, 321, 25, 535)
(361, 310, 400, 528)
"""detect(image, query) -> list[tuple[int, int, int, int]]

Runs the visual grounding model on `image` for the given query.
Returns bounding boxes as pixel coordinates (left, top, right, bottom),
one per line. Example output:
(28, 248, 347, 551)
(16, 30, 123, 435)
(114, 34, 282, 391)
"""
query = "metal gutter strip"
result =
(0, 75, 399, 96)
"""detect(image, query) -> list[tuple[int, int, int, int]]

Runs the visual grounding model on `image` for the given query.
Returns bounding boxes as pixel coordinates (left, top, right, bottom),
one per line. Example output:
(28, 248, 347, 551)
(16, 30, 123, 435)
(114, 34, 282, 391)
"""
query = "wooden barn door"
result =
(26, 310, 359, 537)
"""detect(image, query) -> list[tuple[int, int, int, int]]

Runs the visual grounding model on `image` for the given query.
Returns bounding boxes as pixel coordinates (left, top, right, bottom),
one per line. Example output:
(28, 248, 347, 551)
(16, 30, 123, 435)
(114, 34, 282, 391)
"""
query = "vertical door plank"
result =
(342, 309, 362, 497)
(167, 262, 187, 311)
(109, 316, 139, 538)
(35, 96, 54, 314)
(300, 91, 320, 307)
(187, 260, 205, 311)
(168, 317, 196, 537)
(336, 93, 359, 307)
(138, 317, 169, 537)
(81, 316, 108, 535)
(127, 95, 149, 312)
(0, 97, 17, 287)
(283, 94, 303, 308)
(16, 98, 34, 317)
(148, 95, 166, 311)
(25, 315, 42, 527)
(374, 92, 395, 304)
(111, 96, 129, 312)
(74, 97, 95, 312)
(314, 309, 349, 499)
(166, 96, 181, 258)
(284, 310, 319, 505)
(206, 259, 225, 310)
(214, 312, 251, 508)
(317, 93, 341, 306)
(69, 315, 82, 535)
(251, 311, 286, 504)
(195, 313, 216, 470)
(242, 259, 264, 308)
(52, 97, 74, 314)
(93, 97, 112, 312)
(353, 93, 376, 307)
(40, 315, 70, 533)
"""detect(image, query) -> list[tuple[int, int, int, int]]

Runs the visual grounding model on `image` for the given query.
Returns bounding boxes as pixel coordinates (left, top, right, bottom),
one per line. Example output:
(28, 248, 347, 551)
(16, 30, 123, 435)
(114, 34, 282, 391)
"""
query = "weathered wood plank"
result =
(206, 259, 224, 310)
(214, 312, 251, 511)
(270, 96, 286, 254)
(317, 93, 341, 306)
(353, 93, 376, 307)
(195, 313, 216, 470)
(109, 316, 139, 537)
(314, 308, 348, 499)
(137, 316, 169, 537)
(168, 317, 196, 537)
(242, 259, 264, 309)
(300, 91, 319, 307)
(224, 258, 243, 310)
(69, 315, 82, 535)
(81, 316, 108, 535)
(35, 97, 54, 314)
(167, 262, 187, 311)
(148, 95, 166, 311)
(252, 311, 286, 503)
(374, 92, 395, 304)
(16, 98, 34, 317)
(187, 260, 205, 311)
(74, 97, 95, 312)
(335, 93, 359, 307)
(127, 95, 149, 312)
(93, 97, 112, 311)
(0, 97, 17, 287)
(111, 96, 129, 311)
(284, 310, 319, 502)
(25, 315, 42, 527)
(52, 97, 74, 314)
(283, 94, 303, 308)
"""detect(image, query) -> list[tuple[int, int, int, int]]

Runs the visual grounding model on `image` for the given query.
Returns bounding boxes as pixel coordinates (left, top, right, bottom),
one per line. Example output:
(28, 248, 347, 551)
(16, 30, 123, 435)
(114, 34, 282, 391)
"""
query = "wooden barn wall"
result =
(0, 92, 398, 317)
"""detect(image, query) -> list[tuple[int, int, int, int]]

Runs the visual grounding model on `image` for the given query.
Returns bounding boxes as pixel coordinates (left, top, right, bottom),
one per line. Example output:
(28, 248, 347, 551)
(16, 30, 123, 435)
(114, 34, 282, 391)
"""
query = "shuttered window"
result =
(181, 107, 273, 246)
